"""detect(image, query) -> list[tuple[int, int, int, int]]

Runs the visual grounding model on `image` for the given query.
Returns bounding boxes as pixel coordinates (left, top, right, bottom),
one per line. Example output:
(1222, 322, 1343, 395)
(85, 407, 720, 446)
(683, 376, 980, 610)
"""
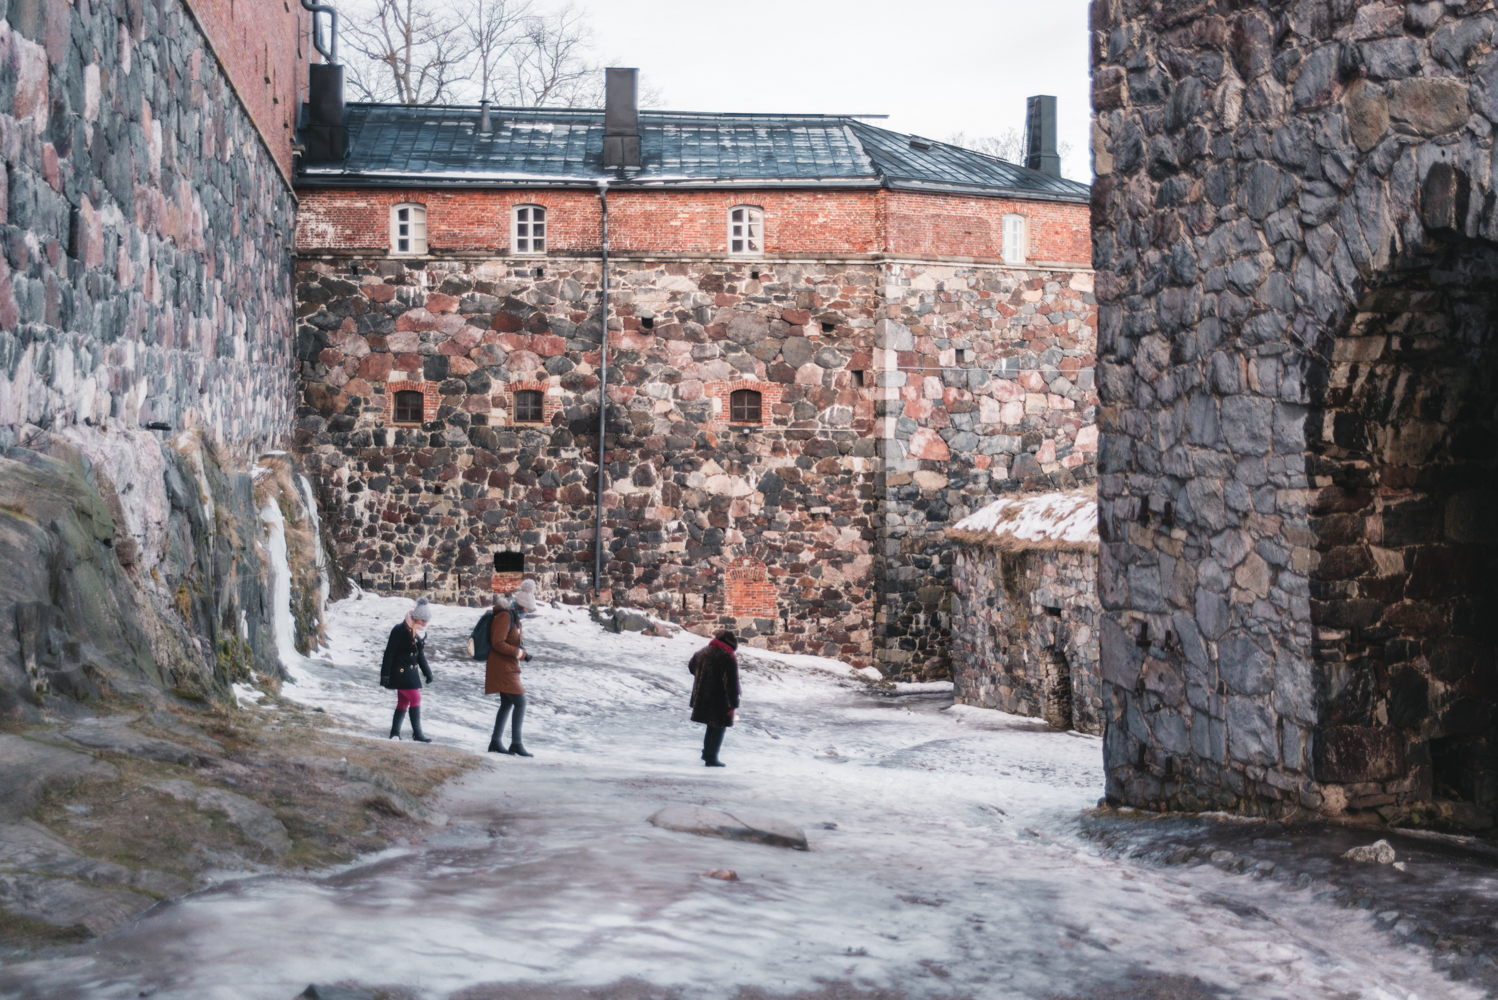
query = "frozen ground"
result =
(0, 595, 1486, 1000)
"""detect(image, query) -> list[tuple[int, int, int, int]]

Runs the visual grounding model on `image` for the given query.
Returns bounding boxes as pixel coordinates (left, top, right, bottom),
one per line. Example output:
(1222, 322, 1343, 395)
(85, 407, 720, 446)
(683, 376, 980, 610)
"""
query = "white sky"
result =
(569, 0, 1094, 182)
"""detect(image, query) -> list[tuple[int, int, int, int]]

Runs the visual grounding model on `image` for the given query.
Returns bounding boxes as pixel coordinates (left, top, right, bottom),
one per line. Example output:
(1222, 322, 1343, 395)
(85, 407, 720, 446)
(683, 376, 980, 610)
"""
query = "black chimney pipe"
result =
(1024, 95, 1060, 178)
(300, 1, 346, 162)
(602, 68, 640, 169)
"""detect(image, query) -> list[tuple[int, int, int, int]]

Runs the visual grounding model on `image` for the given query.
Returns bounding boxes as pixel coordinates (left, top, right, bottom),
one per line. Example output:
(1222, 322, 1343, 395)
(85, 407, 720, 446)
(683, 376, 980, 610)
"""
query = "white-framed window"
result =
(1002, 213, 1027, 265)
(390, 203, 427, 255)
(728, 205, 763, 256)
(512, 205, 546, 255)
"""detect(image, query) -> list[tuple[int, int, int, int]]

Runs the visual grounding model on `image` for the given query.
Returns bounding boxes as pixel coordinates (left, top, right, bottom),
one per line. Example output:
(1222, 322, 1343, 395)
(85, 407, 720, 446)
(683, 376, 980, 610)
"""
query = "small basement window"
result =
(1002, 213, 1027, 265)
(391, 203, 427, 255)
(729, 388, 762, 424)
(729, 206, 763, 256)
(513, 389, 545, 423)
(493, 551, 524, 573)
(513, 205, 546, 255)
(392, 389, 424, 424)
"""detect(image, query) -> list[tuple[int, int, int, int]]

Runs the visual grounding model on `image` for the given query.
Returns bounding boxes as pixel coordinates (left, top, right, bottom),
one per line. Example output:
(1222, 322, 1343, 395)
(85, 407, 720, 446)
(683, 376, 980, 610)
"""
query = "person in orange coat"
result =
(485, 581, 536, 756)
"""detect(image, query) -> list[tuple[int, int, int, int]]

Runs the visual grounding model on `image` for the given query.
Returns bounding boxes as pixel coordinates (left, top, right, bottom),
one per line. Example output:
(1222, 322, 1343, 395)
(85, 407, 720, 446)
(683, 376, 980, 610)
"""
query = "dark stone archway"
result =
(1091, 0, 1498, 827)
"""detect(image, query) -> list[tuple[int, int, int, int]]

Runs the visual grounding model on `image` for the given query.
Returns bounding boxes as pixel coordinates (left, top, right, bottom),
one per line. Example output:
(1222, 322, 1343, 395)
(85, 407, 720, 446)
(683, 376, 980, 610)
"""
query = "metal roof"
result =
(297, 104, 1090, 203)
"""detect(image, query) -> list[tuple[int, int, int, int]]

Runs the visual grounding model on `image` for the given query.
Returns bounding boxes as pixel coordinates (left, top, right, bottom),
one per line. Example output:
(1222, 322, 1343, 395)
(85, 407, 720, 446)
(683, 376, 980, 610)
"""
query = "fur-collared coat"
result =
(688, 639, 740, 728)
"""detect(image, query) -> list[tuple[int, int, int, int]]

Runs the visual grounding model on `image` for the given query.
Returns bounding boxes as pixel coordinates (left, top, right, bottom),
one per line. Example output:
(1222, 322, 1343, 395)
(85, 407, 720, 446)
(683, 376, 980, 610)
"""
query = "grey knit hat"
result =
(513, 579, 537, 612)
(410, 597, 433, 622)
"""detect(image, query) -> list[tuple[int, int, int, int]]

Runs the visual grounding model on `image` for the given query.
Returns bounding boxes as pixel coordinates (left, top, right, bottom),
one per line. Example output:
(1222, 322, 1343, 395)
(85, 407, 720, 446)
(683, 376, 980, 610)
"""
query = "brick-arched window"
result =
(729, 388, 762, 424)
(392, 389, 424, 424)
(728, 205, 763, 256)
(513, 389, 545, 423)
(391, 203, 427, 255)
(512, 205, 546, 255)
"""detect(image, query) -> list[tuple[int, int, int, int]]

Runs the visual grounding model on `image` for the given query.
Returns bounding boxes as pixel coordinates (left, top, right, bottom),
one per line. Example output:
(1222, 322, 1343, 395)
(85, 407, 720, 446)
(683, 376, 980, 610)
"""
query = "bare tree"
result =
(342, 0, 473, 105)
(510, 5, 596, 107)
(469, 0, 532, 103)
(947, 129, 1075, 168)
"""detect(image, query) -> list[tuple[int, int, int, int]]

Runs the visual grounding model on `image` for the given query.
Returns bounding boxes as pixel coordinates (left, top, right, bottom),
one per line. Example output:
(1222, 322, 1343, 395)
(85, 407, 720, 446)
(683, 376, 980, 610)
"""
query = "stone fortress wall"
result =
(1092, 0, 1498, 829)
(291, 242, 1098, 676)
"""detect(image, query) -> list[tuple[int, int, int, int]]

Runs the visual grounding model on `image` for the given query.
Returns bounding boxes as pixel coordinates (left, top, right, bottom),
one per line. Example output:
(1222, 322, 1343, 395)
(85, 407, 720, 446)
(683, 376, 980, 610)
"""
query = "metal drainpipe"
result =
(592, 181, 610, 597)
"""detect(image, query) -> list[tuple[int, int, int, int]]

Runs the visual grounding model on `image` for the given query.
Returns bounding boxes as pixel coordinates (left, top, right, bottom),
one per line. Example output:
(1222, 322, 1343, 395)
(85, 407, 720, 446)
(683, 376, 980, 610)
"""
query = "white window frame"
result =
(728, 205, 764, 256)
(512, 204, 547, 256)
(390, 203, 427, 255)
(1001, 213, 1028, 265)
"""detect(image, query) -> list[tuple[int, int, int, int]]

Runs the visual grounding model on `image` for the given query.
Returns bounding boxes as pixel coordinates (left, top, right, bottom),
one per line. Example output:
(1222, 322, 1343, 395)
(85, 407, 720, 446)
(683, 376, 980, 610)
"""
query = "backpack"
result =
(467, 610, 496, 661)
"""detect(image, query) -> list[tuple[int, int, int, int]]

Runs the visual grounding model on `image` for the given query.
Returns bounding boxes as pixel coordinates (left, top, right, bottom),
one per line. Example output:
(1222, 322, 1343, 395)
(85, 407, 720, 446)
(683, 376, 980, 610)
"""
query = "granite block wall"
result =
(0, 0, 299, 463)
(951, 544, 1103, 734)
(293, 251, 1098, 677)
(1091, 0, 1498, 828)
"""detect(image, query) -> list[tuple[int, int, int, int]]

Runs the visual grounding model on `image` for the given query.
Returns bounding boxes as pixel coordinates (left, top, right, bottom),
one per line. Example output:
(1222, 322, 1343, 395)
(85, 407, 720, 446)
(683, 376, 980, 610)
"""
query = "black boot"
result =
(703, 725, 726, 767)
(390, 708, 407, 740)
(408, 705, 433, 743)
(508, 695, 533, 757)
(487, 703, 512, 753)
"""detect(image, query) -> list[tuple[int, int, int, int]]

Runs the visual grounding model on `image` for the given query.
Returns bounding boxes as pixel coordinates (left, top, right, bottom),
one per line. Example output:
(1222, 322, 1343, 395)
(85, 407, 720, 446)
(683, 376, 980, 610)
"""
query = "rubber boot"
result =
(408, 705, 433, 743)
(390, 708, 407, 740)
(487, 704, 512, 753)
(508, 695, 533, 757)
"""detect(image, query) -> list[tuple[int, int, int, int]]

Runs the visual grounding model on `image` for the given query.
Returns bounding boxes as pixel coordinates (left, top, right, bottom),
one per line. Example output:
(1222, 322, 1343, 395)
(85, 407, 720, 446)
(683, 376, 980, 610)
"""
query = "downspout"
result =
(593, 180, 610, 597)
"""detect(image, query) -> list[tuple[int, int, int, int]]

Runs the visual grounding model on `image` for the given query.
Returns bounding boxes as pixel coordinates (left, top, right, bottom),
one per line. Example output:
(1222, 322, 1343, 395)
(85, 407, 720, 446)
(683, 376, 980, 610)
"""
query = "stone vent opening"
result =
(493, 551, 524, 573)
(1309, 241, 1498, 823)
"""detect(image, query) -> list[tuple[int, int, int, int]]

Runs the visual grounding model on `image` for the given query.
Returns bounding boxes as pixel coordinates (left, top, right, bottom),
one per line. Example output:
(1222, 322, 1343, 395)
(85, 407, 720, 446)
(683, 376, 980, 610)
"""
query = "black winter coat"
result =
(688, 640, 740, 727)
(380, 623, 433, 690)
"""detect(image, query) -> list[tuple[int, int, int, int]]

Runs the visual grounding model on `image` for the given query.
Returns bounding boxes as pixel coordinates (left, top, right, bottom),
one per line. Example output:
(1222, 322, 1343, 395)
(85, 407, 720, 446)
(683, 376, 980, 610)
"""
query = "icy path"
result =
(0, 596, 1474, 1000)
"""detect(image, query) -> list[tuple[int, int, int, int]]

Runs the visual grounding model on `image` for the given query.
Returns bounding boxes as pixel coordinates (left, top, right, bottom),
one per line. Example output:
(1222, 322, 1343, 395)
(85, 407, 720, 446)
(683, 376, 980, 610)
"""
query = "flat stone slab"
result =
(0, 871, 155, 937)
(0, 735, 117, 821)
(55, 717, 218, 767)
(151, 780, 291, 856)
(648, 805, 808, 850)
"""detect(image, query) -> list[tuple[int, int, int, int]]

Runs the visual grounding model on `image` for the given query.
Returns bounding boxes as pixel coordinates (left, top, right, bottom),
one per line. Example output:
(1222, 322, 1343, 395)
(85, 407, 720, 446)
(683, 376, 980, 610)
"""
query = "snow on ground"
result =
(0, 596, 1477, 1000)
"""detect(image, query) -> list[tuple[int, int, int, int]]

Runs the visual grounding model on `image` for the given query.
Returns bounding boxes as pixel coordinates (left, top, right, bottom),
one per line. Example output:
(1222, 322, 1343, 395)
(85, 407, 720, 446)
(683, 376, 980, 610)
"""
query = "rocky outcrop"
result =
(0, 427, 326, 719)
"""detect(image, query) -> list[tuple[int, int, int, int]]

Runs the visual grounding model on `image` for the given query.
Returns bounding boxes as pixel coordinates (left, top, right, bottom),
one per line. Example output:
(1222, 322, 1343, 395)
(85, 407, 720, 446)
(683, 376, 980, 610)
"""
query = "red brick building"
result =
(292, 73, 1094, 677)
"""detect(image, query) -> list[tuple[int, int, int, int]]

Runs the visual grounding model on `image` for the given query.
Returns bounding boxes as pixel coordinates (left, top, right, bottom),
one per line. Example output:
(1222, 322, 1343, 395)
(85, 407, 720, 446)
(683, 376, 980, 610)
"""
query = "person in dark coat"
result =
(485, 581, 536, 756)
(688, 630, 740, 767)
(381, 597, 435, 742)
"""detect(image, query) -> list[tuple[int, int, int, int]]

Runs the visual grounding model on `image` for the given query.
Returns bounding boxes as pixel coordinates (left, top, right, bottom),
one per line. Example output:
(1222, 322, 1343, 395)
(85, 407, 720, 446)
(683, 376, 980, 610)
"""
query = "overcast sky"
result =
(569, 0, 1094, 182)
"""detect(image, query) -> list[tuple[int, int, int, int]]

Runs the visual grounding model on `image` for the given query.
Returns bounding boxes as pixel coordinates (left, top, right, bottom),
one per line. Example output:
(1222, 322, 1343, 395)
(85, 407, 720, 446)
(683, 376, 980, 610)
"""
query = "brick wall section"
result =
(296, 187, 1087, 261)
(725, 555, 776, 619)
(184, 0, 308, 177)
(0, 0, 298, 461)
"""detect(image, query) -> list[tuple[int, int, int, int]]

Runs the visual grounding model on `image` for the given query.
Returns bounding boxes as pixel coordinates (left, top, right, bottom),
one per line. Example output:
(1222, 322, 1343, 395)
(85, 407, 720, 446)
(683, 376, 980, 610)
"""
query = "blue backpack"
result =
(469, 610, 496, 661)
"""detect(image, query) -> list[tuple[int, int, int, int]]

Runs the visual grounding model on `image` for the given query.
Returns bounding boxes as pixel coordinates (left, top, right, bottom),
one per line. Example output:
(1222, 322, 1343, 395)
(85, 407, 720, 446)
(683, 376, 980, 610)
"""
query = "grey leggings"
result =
(492, 692, 526, 745)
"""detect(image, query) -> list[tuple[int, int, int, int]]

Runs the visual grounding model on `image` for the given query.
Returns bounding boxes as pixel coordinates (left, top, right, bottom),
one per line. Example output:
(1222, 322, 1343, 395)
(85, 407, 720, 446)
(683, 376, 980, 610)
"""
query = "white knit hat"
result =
(513, 579, 537, 612)
(410, 597, 433, 621)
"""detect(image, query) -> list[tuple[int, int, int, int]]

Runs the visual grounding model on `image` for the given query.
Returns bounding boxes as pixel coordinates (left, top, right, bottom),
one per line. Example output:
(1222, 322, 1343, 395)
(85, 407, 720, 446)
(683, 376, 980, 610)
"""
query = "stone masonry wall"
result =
(951, 544, 1103, 734)
(0, 0, 299, 464)
(1092, 0, 1498, 826)
(872, 263, 1098, 677)
(293, 250, 1098, 677)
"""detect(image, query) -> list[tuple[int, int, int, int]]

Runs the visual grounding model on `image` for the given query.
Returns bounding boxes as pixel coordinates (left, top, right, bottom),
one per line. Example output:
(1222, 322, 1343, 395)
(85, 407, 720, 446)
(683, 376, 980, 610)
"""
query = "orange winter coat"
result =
(484, 609, 524, 695)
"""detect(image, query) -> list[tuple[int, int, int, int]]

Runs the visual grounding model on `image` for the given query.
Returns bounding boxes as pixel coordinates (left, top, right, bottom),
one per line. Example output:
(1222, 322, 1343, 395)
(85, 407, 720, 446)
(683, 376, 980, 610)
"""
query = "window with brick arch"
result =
(512, 205, 546, 255)
(729, 388, 762, 424)
(392, 390, 424, 424)
(728, 206, 763, 256)
(513, 389, 545, 423)
(391, 203, 427, 255)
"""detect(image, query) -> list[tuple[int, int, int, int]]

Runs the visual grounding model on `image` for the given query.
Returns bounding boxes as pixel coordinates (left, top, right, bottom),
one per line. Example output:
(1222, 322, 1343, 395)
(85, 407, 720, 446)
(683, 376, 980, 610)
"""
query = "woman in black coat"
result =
(381, 597, 435, 742)
(688, 630, 740, 767)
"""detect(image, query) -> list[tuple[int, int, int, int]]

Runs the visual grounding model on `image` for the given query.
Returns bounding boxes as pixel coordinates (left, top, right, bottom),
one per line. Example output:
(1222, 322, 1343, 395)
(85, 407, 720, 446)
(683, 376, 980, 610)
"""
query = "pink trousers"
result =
(395, 688, 422, 710)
